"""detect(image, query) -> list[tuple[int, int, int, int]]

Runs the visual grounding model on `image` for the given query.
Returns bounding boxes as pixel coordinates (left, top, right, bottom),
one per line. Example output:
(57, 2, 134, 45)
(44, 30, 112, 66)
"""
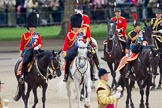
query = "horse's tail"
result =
(13, 85, 22, 101)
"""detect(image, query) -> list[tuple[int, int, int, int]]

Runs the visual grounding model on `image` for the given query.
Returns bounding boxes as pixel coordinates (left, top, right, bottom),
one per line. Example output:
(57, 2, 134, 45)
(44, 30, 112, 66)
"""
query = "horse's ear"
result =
(52, 50, 57, 56)
(57, 49, 62, 55)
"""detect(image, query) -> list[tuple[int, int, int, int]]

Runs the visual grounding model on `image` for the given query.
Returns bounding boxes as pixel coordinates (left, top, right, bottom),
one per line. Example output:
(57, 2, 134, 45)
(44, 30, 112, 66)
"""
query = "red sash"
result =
(106, 104, 114, 108)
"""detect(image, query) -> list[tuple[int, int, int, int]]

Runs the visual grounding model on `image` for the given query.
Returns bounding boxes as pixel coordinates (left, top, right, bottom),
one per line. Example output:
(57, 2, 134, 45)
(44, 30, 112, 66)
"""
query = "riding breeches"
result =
(22, 49, 34, 75)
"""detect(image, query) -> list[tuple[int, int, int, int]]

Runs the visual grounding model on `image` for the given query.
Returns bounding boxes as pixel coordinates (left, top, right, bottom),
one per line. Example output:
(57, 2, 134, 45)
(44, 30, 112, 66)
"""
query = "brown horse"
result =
(14, 50, 61, 108)
(103, 20, 124, 88)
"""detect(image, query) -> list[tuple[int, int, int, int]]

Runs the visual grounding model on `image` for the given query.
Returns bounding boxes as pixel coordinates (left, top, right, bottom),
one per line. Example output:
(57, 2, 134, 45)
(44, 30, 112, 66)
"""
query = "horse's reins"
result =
(34, 53, 59, 80)
(75, 56, 88, 85)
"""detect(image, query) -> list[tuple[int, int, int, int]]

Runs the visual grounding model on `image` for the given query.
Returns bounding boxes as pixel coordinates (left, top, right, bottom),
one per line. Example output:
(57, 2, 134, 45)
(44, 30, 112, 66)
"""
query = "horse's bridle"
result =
(75, 56, 89, 85)
(48, 54, 60, 78)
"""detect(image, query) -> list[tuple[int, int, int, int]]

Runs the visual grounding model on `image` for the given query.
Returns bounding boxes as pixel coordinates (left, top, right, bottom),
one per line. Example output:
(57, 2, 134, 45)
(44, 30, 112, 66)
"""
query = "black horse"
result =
(103, 20, 124, 88)
(14, 50, 61, 108)
(144, 25, 162, 90)
(120, 47, 154, 108)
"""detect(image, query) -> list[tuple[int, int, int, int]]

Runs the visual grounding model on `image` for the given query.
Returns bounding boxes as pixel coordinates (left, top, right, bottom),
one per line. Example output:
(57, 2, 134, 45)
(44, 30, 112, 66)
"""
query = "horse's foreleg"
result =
(74, 81, 81, 108)
(124, 78, 130, 108)
(19, 83, 27, 108)
(157, 60, 162, 89)
(32, 87, 38, 108)
(66, 82, 72, 108)
(84, 79, 91, 108)
(25, 85, 32, 108)
(137, 80, 144, 108)
(151, 76, 156, 90)
(108, 63, 116, 89)
(42, 83, 48, 108)
(129, 80, 135, 108)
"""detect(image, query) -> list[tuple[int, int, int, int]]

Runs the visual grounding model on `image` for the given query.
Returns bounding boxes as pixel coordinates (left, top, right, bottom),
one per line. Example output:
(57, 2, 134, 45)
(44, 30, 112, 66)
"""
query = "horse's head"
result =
(107, 20, 117, 40)
(48, 50, 61, 78)
(144, 26, 153, 44)
(77, 38, 89, 68)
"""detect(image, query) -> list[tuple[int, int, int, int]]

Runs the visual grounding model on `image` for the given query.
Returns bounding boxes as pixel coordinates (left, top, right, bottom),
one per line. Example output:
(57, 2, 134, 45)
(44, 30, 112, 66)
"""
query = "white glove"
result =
(158, 29, 162, 34)
(34, 46, 40, 50)
(113, 92, 121, 99)
(117, 29, 121, 33)
(125, 54, 129, 57)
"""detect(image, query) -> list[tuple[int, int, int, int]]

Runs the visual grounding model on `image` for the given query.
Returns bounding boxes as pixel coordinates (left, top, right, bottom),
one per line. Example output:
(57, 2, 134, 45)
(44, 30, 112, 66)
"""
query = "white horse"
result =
(66, 38, 91, 108)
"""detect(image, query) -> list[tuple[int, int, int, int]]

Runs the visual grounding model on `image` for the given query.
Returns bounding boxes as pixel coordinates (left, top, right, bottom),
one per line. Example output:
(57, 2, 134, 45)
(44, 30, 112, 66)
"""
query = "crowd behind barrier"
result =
(0, 0, 162, 27)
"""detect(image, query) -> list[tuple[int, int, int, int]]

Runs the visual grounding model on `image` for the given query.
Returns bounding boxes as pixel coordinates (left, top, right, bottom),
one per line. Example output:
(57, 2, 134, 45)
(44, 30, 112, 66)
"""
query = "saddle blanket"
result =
(116, 53, 139, 72)
(17, 61, 33, 75)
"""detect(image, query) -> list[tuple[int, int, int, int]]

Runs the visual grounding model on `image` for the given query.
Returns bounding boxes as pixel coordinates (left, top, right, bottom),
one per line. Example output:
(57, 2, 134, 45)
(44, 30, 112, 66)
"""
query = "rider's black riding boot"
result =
(93, 52, 100, 70)
(19, 63, 27, 84)
(63, 61, 70, 82)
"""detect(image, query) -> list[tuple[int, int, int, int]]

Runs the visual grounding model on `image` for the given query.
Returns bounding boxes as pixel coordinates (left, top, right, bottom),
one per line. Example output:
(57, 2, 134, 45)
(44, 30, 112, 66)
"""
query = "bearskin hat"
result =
(26, 12, 38, 28)
(70, 13, 82, 28)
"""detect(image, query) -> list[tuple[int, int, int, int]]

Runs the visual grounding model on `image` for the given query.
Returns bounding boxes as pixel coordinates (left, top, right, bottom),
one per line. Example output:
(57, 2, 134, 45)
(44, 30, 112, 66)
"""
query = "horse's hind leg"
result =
(145, 84, 151, 108)
(32, 87, 38, 108)
(42, 83, 48, 108)
(66, 81, 72, 108)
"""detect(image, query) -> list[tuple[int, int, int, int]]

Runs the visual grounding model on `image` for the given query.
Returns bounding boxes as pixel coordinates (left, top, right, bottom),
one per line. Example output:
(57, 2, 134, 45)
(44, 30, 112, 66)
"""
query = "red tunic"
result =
(68, 14, 91, 39)
(111, 16, 127, 37)
(62, 31, 78, 51)
(19, 32, 43, 53)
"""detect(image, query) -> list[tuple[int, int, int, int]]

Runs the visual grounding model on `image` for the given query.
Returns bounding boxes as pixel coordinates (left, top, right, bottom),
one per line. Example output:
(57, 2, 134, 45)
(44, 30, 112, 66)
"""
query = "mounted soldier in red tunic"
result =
(19, 11, 43, 83)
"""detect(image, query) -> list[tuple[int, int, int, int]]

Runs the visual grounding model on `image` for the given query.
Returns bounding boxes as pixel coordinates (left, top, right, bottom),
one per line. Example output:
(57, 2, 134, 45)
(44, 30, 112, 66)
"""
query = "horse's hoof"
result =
(139, 103, 145, 108)
(91, 86, 95, 90)
(80, 95, 85, 101)
(131, 103, 135, 108)
(150, 86, 156, 91)
(157, 85, 161, 89)
(125, 105, 129, 108)
(146, 105, 150, 108)
(84, 104, 90, 108)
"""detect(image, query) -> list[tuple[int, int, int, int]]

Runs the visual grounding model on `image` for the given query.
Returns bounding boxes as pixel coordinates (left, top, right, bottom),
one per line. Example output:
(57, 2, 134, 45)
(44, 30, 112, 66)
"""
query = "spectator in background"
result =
(38, 0, 51, 25)
(27, 0, 39, 13)
(50, 0, 61, 23)
(0, 0, 7, 26)
(5, 0, 16, 26)
(107, 0, 115, 19)
(16, 0, 27, 27)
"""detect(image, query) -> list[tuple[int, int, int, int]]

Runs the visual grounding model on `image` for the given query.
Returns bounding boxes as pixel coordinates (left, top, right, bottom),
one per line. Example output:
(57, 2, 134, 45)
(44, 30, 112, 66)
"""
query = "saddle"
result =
(116, 53, 139, 72)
